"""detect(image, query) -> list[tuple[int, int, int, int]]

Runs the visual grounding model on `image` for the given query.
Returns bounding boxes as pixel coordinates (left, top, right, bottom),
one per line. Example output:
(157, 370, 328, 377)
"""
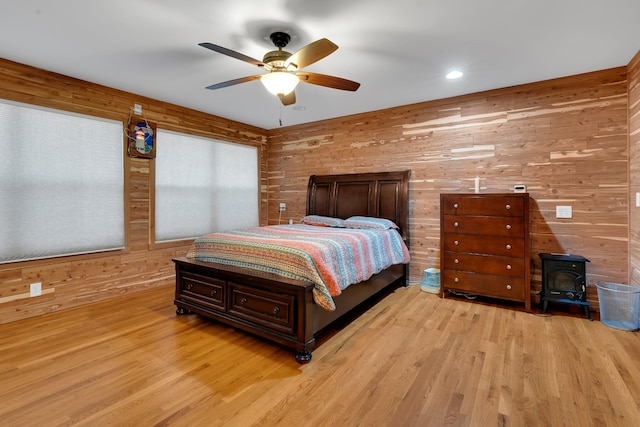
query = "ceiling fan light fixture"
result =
(260, 71, 300, 96)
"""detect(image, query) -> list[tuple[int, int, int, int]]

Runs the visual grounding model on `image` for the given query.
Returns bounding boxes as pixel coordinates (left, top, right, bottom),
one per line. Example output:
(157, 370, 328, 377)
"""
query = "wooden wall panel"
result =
(629, 51, 640, 287)
(267, 68, 630, 308)
(0, 59, 268, 324)
(1, 55, 636, 323)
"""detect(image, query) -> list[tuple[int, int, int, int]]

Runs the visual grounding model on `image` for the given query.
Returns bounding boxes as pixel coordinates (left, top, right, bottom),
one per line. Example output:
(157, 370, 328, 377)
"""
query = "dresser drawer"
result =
(442, 195, 525, 217)
(443, 233, 525, 257)
(229, 283, 295, 334)
(443, 215, 525, 237)
(442, 270, 525, 301)
(443, 251, 524, 277)
(179, 273, 226, 312)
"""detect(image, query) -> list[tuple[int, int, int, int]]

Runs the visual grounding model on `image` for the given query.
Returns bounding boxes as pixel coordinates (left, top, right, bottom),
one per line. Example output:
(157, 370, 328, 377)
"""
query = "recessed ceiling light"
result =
(446, 70, 463, 79)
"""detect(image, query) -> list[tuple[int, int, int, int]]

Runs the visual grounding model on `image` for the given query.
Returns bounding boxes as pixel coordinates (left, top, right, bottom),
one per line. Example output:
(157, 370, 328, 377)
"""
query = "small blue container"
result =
(596, 282, 640, 331)
(420, 268, 440, 294)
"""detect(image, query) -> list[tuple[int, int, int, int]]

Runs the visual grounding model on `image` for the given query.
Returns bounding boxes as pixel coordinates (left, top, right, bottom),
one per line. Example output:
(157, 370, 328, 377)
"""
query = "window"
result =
(154, 129, 259, 242)
(0, 100, 124, 263)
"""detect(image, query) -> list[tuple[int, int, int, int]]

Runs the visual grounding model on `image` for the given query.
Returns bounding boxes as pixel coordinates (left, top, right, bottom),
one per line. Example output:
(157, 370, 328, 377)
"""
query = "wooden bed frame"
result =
(173, 170, 410, 363)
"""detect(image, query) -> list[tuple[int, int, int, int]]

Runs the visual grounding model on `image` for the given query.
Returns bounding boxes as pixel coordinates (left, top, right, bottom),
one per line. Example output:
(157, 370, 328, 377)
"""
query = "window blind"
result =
(154, 129, 258, 242)
(0, 99, 124, 263)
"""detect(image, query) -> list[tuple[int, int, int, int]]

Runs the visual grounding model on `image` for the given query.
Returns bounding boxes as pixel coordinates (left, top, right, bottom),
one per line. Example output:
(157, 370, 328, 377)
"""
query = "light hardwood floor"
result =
(1, 284, 639, 426)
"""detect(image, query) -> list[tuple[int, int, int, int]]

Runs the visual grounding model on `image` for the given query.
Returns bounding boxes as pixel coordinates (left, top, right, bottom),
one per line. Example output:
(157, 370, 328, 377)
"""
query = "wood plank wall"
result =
(267, 67, 630, 308)
(629, 51, 640, 287)
(0, 59, 268, 324)
(0, 56, 636, 324)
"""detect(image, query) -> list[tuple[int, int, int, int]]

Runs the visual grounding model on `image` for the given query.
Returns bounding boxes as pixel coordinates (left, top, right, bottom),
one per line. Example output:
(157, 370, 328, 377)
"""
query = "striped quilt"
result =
(186, 224, 410, 311)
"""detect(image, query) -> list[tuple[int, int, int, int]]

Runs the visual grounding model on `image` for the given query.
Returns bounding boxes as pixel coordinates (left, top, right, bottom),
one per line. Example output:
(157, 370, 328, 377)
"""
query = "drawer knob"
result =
(272, 306, 280, 314)
(506, 224, 512, 230)
(506, 264, 512, 270)
(506, 204, 511, 210)
(453, 203, 459, 209)
(454, 240, 459, 246)
(454, 258, 459, 264)
(186, 283, 193, 290)
(454, 222, 459, 227)
(241, 297, 247, 304)
(210, 289, 217, 296)
(454, 277, 459, 283)
(506, 244, 512, 250)
(506, 284, 512, 290)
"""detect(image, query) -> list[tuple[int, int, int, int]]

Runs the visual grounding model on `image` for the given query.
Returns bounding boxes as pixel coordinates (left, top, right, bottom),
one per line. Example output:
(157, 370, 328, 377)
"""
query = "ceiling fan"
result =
(199, 32, 360, 106)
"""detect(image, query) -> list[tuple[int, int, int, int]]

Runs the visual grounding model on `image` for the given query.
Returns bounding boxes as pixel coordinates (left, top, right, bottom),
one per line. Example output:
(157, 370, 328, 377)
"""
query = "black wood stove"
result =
(539, 253, 591, 320)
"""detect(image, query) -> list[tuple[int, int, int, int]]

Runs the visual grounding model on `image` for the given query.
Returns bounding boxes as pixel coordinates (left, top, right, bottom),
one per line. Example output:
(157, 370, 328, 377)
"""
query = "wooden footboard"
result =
(174, 257, 317, 362)
(174, 257, 406, 362)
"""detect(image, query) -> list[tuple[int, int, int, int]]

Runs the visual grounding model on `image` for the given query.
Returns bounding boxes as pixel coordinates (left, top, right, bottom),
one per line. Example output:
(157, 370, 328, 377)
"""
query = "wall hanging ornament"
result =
(127, 118, 156, 159)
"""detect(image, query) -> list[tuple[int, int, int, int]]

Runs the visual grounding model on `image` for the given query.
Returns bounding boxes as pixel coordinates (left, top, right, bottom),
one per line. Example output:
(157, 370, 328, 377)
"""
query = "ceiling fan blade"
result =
(199, 42, 265, 67)
(297, 72, 361, 91)
(279, 91, 296, 106)
(205, 75, 262, 90)
(284, 38, 338, 70)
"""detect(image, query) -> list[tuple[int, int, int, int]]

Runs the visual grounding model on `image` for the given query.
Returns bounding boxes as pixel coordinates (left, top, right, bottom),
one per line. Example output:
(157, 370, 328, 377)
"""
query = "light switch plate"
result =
(556, 206, 572, 219)
(636, 192, 640, 207)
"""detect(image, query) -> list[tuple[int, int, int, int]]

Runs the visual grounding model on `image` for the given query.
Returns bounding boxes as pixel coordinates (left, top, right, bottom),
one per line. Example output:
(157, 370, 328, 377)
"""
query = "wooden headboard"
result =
(306, 170, 411, 246)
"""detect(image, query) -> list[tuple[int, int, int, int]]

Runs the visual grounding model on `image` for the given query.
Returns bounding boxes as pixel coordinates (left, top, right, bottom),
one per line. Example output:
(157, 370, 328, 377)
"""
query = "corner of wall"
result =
(627, 50, 640, 286)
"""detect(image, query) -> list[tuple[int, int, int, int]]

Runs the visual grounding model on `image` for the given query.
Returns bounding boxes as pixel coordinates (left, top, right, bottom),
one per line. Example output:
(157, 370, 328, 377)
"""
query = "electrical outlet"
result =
(30, 282, 42, 297)
(133, 104, 142, 115)
(279, 203, 286, 212)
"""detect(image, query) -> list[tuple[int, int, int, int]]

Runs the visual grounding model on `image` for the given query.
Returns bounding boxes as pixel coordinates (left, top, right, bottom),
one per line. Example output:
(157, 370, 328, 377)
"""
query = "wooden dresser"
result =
(440, 193, 531, 311)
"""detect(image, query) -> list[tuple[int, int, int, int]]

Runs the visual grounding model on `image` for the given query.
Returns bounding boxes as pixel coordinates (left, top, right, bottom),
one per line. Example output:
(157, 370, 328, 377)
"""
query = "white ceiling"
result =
(1, 0, 639, 130)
